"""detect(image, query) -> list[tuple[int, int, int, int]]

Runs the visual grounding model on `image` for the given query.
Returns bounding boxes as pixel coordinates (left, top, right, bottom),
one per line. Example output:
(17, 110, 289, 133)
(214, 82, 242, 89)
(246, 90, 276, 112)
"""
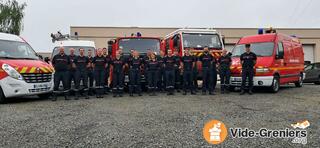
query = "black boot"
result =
(183, 90, 187, 95)
(52, 92, 57, 101)
(74, 90, 79, 100)
(240, 90, 245, 95)
(248, 90, 253, 95)
(191, 90, 196, 95)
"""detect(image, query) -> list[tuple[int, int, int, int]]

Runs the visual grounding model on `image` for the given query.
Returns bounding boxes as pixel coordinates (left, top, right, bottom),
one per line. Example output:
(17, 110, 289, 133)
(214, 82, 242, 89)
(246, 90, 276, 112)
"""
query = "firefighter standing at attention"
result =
(157, 50, 166, 92)
(240, 44, 257, 95)
(92, 48, 107, 98)
(218, 49, 232, 94)
(146, 52, 159, 96)
(191, 48, 199, 92)
(164, 49, 176, 95)
(173, 49, 182, 92)
(68, 48, 77, 91)
(73, 48, 90, 100)
(103, 48, 112, 95)
(87, 49, 94, 96)
(199, 47, 214, 95)
(210, 50, 218, 95)
(181, 48, 196, 95)
(52, 47, 70, 101)
(128, 50, 143, 97)
(111, 50, 126, 97)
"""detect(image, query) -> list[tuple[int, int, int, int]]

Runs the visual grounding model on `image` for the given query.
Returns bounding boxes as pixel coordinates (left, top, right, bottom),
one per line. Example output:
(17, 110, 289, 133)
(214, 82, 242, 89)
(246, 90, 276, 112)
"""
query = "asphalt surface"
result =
(0, 84, 319, 147)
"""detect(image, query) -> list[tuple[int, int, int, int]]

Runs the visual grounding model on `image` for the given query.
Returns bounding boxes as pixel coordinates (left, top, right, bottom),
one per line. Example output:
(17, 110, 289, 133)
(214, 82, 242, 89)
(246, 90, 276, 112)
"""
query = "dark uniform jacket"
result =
(199, 53, 213, 68)
(164, 56, 176, 70)
(218, 55, 232, 70)
(93, 56, 107, 70)
(240, 52, 257, 69)
(74, 55, 89, 71)
(52, 54, 70, 72)
(182, 55, 195, 71)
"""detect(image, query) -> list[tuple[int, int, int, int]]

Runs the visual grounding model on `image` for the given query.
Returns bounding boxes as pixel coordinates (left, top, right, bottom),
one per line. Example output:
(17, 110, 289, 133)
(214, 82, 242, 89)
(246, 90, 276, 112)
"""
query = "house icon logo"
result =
(203, 120, 228, 145)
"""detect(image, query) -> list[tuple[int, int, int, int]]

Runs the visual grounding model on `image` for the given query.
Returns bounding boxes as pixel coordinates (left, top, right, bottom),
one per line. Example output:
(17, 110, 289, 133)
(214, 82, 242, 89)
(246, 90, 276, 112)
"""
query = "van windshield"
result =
(119, 38, 160, 54)
(52, 46, 96, 57)
(232, 42, 274, 57)
(0, 40, 39, 60)
(182, 33, 222, 49)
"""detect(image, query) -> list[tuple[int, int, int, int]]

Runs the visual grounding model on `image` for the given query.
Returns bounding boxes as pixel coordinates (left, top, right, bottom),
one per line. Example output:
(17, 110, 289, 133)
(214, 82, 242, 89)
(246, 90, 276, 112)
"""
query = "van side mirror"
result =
(44, 57, 50, 63)
(276, 54, 283, 59)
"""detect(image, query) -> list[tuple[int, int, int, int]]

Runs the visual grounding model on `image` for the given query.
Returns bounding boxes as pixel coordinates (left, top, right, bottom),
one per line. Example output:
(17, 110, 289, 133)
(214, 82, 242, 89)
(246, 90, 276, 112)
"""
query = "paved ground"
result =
(0, 84, 319, 147)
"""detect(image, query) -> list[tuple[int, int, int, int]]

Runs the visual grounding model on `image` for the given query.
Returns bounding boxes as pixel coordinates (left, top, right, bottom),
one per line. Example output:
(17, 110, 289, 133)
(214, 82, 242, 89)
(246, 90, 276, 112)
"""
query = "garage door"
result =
(303, 44, 315, 63)
(224, 44, 235, 52)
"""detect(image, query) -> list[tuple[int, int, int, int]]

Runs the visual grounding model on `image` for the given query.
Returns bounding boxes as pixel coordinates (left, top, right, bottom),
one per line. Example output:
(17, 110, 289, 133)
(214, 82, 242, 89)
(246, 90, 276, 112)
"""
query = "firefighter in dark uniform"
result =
(52, 47, 70, 101)
(68, 48, 77, 91)
(191, 49, 199, 92)
(181, 49, 196, 95)
(211, 50, 218, 95)
(164, 49, 176, 95)
(111, 51, 126, 97)
(103, 48, 111, 95)
(143, 49, 152, 87)
(128, 50, 143, 96)
(199, 47, 214, 95)
(87, 49, 94, 96)
(146, 52, 159, 96)
(157, 50, 166, 92)
(92, 49, 107, 98)
(173, 49, 182, 92)
(240, 44, 257, 95)
(218, 49, 232, 94)
(74, 48, 90, 100)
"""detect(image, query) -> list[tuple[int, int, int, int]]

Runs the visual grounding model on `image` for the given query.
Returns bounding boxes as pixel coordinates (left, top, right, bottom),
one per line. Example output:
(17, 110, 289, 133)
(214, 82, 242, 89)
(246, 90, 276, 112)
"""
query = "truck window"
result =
(182, 33, 222, 49)
(276, 42, 284, 59)
(0, 40, 39, 60)
(232, 42, 274, 57)
(165, 38, 170, 54)
(173, 35, 181, 52)
(118, 38, 160, 54)
(52, 46, 95, 56)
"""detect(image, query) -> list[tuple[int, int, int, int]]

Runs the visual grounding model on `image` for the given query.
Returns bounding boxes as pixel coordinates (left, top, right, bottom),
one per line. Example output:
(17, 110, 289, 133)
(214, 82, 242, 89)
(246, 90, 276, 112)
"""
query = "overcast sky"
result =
(14, 0, 320, 51)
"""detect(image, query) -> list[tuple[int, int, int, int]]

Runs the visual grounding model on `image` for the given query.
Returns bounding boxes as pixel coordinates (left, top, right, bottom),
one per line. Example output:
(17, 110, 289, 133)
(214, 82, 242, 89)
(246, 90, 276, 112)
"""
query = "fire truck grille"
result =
(22, 73, 52, 83)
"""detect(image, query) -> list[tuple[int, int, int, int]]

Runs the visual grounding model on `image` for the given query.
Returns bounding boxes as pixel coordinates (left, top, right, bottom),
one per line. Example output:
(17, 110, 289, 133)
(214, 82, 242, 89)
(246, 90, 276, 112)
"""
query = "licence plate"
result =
(34, 83, 49, 89)
(233, 77, 242, 81)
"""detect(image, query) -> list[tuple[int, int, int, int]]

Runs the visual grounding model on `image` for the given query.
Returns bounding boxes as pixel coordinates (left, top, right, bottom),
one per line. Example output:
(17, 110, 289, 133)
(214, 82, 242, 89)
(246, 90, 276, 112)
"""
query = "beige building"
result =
(70, 26, 320, 63)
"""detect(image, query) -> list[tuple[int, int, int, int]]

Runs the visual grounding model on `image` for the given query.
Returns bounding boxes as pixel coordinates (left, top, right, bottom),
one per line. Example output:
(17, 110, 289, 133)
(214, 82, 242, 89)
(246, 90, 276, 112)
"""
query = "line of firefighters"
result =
(51, 44, 256, 101)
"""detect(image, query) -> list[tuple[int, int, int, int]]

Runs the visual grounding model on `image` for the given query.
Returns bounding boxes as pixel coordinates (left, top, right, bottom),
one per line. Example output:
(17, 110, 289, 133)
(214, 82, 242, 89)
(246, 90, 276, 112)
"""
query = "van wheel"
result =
(270, 76, 280, 93)
(38, 93, 52, 99)
(295, 74, 303, 87)
(0, 88, 6, 104)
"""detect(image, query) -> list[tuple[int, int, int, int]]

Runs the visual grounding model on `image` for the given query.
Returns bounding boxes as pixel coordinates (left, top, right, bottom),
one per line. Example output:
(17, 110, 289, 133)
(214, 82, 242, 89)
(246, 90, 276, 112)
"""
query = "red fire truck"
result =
(108, 35, 162, 85)
(162, 29, 225, 78)
(229, 31, 305, 92)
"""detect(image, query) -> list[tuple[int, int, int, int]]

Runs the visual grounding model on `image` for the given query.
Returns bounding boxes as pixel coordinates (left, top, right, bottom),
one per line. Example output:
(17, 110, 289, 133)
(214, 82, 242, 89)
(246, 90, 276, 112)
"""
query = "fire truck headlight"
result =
(256, 68, 270, 73)
(2, 64, 23, 80)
